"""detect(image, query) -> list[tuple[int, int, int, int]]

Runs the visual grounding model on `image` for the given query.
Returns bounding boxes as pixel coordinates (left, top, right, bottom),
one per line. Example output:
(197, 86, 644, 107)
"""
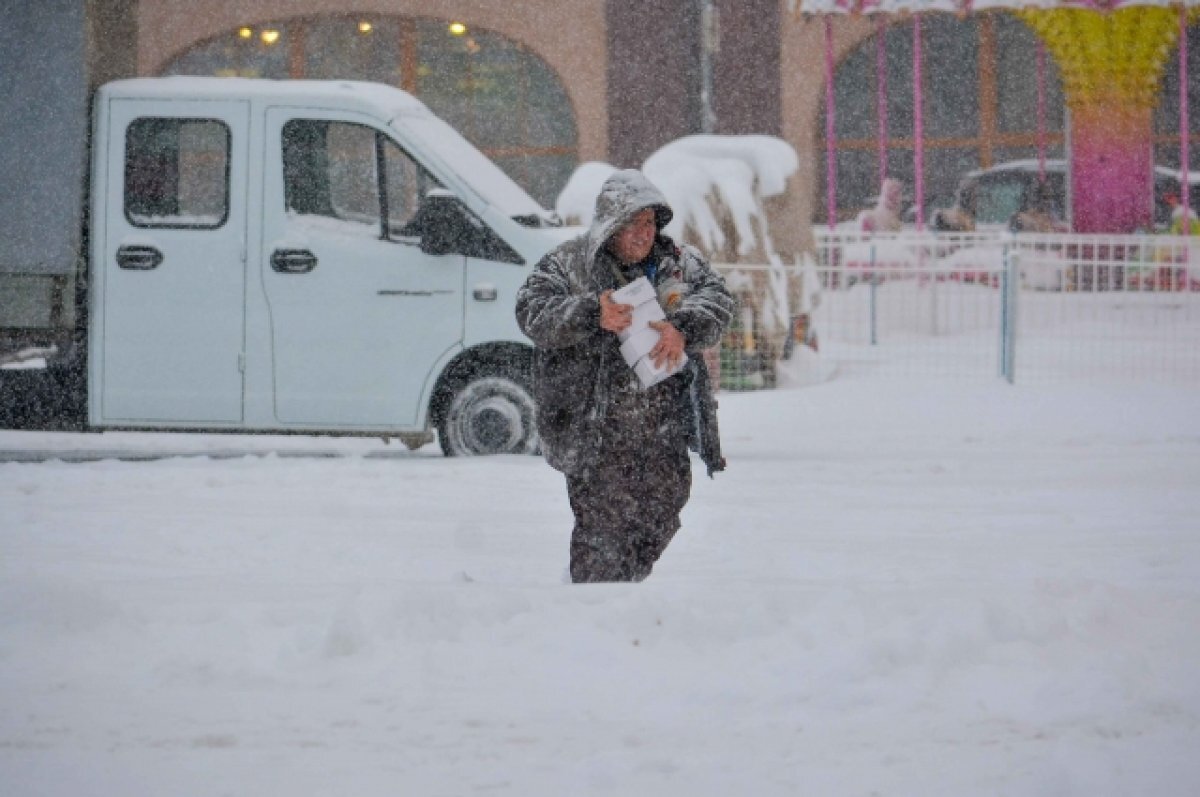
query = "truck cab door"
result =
(261, 110, 465, 427)
(94, 99, 249, 424)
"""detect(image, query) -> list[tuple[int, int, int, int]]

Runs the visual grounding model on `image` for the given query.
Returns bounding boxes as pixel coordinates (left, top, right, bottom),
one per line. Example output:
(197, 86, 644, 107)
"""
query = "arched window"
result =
(162, 16, 578, 207)
(820, 12, 1066, 221)
(1153, 22, 1200, 169)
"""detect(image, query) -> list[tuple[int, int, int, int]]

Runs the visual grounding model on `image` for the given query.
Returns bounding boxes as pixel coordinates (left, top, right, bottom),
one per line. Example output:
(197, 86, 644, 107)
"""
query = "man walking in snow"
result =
(516, 169, 734, 583)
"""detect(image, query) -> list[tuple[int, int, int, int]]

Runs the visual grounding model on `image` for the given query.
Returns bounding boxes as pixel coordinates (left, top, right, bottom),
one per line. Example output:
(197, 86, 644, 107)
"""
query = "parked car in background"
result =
(934, 159, 1067, 232)
(934, 159, 1200, 233)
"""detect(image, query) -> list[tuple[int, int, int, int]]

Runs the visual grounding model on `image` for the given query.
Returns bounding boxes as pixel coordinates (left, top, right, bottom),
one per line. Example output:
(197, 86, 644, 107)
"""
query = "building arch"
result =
(817, 12, 1066, 222)
(1153, 22, 1200, 170)
(138, 1, 607, 206)
(784, 11, 1199, 228)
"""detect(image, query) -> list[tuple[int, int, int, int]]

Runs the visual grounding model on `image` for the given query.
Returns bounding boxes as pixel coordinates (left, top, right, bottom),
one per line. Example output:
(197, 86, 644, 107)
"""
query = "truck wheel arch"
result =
(429, 342, 539, 457)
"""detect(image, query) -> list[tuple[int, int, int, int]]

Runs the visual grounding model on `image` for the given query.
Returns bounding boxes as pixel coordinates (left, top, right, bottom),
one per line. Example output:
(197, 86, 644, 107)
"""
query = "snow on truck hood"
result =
(391, 112, 546, 219)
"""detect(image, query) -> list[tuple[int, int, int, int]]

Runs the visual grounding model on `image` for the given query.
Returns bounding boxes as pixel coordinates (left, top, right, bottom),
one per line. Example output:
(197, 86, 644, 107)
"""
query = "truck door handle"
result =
(271, 249, 318, 274)
(116, 245, 163, 270)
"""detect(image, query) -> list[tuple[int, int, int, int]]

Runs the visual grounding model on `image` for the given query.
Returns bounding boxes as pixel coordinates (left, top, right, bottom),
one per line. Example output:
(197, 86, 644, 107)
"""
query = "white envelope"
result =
(620, 300, 666, 339)
(611, 276, 656, 308)
(619, 326, 660, 366)
(633, 351, 688, 389)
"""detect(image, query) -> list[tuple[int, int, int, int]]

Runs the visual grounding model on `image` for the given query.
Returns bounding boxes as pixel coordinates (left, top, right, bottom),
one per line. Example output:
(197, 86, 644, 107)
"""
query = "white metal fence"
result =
(713, 231, 1200, 388)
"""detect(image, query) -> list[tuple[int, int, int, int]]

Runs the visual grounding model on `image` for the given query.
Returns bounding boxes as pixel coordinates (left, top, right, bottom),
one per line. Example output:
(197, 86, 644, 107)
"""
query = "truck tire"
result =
(438, 371, 539, 457)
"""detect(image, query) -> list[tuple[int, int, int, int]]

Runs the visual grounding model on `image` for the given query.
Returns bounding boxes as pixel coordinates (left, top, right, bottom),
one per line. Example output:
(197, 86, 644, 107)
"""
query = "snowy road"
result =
(2, 379, 1198, 796)
(0, 448, 420, 463)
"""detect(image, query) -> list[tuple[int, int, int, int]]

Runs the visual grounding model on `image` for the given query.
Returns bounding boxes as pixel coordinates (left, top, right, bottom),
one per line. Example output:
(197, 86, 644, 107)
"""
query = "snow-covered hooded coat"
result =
(515, 169, 734, 476)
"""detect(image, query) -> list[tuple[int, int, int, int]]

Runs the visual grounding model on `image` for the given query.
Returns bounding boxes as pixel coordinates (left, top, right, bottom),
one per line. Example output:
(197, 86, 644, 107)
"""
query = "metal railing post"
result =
(870, 242, 878, 346)
(999, 246, 1008, 378)
(1002, 249, 1020, 384)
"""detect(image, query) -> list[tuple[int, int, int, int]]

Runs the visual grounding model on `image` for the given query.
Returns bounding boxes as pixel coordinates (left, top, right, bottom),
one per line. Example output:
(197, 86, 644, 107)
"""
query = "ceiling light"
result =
(261, 29, 280, 45)
(237, 27, 253, 40)
(448, 22, 467, 36)
(358, 21, 373, 34)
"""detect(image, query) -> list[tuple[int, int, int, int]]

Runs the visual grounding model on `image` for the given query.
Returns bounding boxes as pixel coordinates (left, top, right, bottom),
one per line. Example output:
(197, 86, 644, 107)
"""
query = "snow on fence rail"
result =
(712, 231, 1200, 388)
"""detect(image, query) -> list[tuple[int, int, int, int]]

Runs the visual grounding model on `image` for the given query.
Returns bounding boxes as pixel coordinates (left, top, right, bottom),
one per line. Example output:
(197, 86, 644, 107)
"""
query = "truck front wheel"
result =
(438, 372, 539, 457)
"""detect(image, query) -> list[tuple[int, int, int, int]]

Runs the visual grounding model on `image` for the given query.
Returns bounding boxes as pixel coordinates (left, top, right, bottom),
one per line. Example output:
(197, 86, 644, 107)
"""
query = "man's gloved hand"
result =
(599, 290, 633, 334)
(648, 320, 685, 369)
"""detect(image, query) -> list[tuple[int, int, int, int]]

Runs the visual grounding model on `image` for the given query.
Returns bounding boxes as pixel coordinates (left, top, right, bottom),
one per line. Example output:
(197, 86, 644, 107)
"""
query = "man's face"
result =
(609, 208, 657, 264)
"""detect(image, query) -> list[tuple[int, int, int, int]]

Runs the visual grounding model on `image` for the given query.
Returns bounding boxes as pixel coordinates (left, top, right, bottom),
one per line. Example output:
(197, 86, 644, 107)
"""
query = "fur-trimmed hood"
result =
(585, 169, 674, 265)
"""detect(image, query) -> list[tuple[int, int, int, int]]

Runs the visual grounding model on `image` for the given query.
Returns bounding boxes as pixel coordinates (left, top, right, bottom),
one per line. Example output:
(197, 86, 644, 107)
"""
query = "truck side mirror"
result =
(413, 190, 524, 265)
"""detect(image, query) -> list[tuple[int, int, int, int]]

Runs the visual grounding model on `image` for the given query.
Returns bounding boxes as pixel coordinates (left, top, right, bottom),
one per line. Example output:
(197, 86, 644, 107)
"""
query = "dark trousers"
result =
(565, 449, 691, 583)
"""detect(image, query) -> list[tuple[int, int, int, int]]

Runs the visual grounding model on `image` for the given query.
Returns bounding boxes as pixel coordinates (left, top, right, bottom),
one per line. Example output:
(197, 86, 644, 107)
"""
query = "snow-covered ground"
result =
(2, 376, 1198, 796)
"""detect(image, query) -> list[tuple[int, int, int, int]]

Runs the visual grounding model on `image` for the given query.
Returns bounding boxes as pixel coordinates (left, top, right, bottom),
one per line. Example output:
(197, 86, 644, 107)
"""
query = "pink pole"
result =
(825, 16, 838, 229)
(1181, 5, 1191, 226)
(913, 15, 924, 229)
(877, 16, 889, 184)
(1037, 41, 1047, 182)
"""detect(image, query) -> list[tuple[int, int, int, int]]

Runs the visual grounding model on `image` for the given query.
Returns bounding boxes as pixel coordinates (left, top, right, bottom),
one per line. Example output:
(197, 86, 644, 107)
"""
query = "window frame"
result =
(281, 117, 440, 243)
(123, 116, 232, 230)
(820, 13, 1069, 222)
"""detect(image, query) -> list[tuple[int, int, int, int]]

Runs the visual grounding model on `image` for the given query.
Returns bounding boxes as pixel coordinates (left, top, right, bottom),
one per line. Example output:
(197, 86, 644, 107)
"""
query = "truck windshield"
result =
(395, 114, 547, 222)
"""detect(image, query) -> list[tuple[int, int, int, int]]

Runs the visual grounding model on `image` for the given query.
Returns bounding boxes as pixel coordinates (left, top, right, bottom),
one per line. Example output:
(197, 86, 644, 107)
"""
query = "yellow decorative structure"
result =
(1018, 7, 1185, 110)
(1004, 5, 1197, 231)
(798, 0, 1198, 232)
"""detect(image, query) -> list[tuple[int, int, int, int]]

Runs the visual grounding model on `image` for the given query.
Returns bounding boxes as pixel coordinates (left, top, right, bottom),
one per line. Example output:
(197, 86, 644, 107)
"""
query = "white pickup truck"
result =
(1, 77, 572, 455)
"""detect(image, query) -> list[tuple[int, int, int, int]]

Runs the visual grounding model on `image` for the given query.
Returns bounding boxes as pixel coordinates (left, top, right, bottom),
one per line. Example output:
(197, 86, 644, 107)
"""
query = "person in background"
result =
(932, 183, 976, 233)
(1009, 179, 1067, 234)
(1164, 191, 1200, 235)
(858, 177, 905, 233)
(515, 169, 734, 583)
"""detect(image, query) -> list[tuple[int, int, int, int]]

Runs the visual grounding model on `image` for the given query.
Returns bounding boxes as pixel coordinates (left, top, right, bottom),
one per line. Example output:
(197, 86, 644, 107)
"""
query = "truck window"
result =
(125, 118, 229, 228)
(282, 119, 439, 240)
(383, 137, 429, 238)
